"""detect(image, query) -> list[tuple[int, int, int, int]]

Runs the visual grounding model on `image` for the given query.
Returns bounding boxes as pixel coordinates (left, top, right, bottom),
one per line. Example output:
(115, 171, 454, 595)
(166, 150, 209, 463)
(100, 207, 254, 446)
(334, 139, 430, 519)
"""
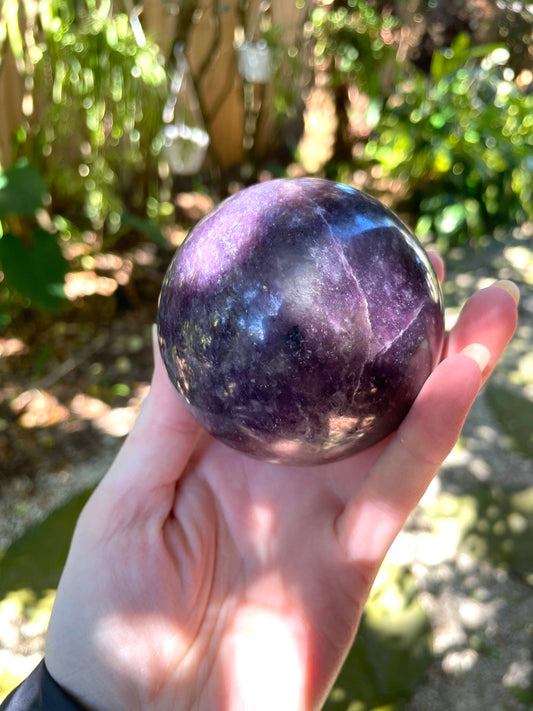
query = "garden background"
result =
(0, 0, 533, 708)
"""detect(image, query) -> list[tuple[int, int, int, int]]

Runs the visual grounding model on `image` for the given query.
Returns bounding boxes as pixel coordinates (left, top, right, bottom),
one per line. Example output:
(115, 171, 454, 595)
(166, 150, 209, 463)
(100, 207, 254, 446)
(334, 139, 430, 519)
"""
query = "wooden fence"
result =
(0, 0, 311, 171)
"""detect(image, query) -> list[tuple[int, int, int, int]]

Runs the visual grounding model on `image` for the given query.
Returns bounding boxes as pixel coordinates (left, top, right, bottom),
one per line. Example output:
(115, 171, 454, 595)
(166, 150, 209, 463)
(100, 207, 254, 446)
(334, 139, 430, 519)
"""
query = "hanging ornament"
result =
(235, 0, 272, 85)
(159, 43, 210, 175)
(237, 39, 272, 84)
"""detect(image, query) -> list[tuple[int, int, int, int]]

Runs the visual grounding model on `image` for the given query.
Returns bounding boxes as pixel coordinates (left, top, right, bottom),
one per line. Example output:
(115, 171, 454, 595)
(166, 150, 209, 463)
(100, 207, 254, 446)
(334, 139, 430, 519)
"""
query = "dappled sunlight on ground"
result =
(504, 243, 533, 286)
(7, 374, 149, 439)
(0, 588, 55, 696)
(10, 390, 69, 429)
(395, 228, 533, 711)
(64, 271, 119, 300)
(61, 243, 160, 300)
(0, 339, 28, 359)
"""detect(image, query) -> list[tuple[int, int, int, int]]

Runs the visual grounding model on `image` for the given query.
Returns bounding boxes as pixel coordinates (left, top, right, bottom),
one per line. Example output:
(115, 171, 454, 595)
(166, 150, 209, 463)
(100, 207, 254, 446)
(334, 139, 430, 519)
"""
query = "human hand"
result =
(44, 265, 518, 711)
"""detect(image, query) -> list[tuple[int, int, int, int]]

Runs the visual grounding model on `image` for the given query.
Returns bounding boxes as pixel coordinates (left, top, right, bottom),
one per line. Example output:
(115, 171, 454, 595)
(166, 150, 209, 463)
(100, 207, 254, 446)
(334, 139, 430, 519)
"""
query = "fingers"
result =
(337, 280, 519, 567)
(444, 280, 519, 383)
(337, 350, 484, 566)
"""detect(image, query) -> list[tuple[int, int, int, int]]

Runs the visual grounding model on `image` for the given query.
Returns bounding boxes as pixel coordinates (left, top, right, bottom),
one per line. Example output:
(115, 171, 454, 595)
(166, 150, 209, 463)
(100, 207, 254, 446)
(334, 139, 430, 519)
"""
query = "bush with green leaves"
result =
(364, 34, 533, 246)
(0, 0, 171, 323)
(2, 0, 167, 231)
(311, 0, 399, 110)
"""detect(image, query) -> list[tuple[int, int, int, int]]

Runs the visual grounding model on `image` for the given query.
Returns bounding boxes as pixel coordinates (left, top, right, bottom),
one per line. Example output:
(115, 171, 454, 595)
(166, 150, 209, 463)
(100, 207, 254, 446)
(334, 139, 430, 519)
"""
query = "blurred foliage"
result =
(311, 0, 399, 120)
(311, 0, 533, 246)
(2, 0, 167, 229)
(366, 34, 533, 246)
(0, 158, 46, 218)
(262, 23, 311, 119)
(0, 0, 170, 318)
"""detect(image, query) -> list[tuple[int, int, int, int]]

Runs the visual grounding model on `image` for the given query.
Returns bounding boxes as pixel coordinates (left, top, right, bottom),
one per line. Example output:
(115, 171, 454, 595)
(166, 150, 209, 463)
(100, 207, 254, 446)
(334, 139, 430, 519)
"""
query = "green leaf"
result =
(0, 160, 47, 218)
(0, 307, 10, 332)
(450, 32, 471, 64)
(430, 33, 471, 83)
(430, 34, 508, 84)
(0, 229, 68, 311)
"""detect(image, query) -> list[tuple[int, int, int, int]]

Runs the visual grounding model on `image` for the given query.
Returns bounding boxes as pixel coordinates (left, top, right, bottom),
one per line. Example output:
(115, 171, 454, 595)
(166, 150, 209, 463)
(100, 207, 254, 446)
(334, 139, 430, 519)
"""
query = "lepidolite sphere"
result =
(157, 178, 444, 465)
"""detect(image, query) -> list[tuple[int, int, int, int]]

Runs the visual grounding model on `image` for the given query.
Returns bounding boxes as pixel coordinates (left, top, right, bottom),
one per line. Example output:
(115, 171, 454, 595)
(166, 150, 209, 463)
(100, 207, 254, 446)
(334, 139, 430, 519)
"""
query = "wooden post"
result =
(0, 47, 24, 167)
(142, 0, 311, 171)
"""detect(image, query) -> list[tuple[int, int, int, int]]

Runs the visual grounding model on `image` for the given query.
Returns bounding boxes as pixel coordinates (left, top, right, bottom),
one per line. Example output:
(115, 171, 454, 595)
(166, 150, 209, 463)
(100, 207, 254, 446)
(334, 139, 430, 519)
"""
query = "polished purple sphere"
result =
(157, 178, 444, 465)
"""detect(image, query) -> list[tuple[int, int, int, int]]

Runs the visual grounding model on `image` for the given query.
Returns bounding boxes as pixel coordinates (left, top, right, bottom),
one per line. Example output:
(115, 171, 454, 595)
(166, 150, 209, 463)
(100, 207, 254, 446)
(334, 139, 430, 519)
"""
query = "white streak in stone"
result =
(373, 301, 426, 359)
(310, 199, 373, 339)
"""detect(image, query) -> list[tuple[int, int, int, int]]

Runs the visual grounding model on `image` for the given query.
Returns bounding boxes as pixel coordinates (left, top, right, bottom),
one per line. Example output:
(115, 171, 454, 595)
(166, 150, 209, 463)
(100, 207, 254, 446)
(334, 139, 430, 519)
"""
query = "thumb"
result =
(100, 325, 201, 495)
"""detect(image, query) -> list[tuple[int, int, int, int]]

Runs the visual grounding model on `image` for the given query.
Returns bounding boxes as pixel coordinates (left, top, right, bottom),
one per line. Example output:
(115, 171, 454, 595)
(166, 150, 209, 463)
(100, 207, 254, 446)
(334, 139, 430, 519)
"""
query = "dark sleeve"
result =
(0, 660, 85, 711)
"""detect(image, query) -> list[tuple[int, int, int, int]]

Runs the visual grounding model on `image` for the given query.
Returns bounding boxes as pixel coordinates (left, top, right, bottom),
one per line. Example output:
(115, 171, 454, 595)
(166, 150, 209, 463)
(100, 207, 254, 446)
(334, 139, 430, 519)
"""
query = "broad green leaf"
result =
(0, 229, 67, 311)
(0, 160, 47, 218)
(472, 43, 509, 60)
(430, 34, 509, 83)
(0, 307, 10, 331)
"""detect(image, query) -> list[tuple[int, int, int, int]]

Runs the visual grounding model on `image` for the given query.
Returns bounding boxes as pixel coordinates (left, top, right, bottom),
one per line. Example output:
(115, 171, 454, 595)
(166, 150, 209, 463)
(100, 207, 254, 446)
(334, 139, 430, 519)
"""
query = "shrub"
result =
(3, 0, 167, 231)
(364, 34, 533, 246)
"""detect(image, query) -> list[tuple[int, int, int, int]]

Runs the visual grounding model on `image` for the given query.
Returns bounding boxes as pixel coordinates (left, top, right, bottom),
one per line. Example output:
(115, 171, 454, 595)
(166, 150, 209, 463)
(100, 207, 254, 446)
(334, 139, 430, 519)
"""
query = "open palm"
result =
(45, 276, 517, 711)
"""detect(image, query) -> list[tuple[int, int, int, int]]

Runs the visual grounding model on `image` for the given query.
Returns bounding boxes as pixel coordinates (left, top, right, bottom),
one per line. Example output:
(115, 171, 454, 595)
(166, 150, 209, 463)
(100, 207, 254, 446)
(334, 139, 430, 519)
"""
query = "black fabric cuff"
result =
(0, 660, 85, 711)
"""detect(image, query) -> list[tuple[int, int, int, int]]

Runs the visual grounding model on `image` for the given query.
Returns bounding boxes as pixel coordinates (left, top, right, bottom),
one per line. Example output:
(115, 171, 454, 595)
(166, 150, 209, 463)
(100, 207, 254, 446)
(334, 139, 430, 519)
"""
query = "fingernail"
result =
(461, 343, 490, 373)
(492, 279, 520, 306)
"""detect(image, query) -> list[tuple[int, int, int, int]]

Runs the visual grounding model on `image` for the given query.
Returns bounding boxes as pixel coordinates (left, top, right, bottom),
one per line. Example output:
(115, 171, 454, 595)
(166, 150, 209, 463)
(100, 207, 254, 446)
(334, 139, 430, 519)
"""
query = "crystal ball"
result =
(157, 178, 444, 465)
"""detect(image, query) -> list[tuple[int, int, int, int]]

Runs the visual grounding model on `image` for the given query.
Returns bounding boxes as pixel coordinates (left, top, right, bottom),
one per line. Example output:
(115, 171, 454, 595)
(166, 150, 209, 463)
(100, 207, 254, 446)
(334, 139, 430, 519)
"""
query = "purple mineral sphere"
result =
(157, 178, 444, 465)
